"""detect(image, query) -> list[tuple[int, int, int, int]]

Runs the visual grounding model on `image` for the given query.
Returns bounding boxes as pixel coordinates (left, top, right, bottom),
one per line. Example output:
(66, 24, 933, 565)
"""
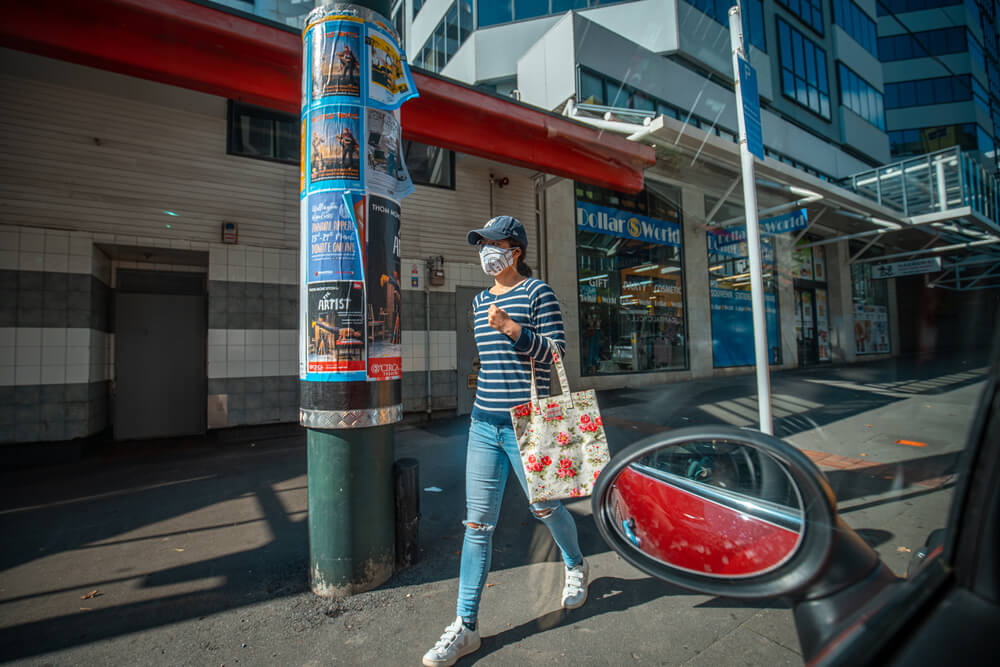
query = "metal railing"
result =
(844, 146, 1000, 226)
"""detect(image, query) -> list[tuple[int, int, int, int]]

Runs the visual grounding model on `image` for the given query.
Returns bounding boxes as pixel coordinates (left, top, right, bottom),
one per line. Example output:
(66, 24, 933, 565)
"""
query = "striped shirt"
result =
(471, 277, 566, 426)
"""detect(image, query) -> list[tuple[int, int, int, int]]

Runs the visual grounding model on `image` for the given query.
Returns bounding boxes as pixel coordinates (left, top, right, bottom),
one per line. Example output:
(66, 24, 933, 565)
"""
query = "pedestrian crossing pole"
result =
(300, 0, 403, 597)
(729, 4, 774, 434)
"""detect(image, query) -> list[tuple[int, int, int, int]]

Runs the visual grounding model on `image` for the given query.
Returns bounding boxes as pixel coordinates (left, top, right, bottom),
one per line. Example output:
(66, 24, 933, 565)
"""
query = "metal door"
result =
(114, 281, 206, 440)
(796, 288, 819, 366)
(455, 286, 481, 415)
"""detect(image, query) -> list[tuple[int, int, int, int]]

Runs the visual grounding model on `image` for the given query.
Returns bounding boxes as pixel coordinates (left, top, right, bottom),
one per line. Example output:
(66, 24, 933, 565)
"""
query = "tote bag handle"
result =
(528, 338, 574, 410)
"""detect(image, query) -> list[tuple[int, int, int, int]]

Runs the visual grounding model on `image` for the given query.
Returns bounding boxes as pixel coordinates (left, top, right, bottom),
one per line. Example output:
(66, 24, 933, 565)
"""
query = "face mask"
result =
(479, 244, 515, 276)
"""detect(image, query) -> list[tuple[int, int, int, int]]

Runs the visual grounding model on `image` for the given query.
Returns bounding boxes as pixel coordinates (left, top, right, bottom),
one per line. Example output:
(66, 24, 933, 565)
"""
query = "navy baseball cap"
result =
(467, 215, 528, 247)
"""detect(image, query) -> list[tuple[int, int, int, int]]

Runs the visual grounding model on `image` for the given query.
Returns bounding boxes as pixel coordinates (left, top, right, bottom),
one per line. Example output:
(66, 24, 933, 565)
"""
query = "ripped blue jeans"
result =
(456, 418, 583, 622)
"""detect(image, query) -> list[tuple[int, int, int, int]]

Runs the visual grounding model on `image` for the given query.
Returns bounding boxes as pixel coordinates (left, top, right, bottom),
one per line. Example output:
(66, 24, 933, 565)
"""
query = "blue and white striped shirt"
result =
(471, 277, 566, 426)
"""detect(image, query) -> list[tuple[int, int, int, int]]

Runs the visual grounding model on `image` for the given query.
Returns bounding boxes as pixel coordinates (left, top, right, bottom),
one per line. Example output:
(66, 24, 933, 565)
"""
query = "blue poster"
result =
(576, 200, 681, 247)
(308, 106, 364, 191)
(307, 191, 365, 282)
(710, 288, 780, 367)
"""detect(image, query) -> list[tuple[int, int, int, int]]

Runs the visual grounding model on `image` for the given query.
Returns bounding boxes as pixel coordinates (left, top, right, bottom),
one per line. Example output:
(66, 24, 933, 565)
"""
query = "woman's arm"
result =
(513, 281, 565, 363)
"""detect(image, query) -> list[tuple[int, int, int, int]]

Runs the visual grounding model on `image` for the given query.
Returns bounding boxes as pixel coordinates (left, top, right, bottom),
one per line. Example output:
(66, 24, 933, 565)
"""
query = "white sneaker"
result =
(422, 617, 481, 667)
(562, 559, 589, 609)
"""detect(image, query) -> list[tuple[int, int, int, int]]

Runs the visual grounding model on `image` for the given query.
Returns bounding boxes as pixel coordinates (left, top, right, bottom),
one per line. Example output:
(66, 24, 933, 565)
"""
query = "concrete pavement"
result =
(0, 354, 987, 665)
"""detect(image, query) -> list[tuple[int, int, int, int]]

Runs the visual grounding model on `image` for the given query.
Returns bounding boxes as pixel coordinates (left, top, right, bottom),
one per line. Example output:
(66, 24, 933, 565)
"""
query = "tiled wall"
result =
(1, 225, 114, 443)
(203, 245, 300, 429)
(397, 258, 490, 412)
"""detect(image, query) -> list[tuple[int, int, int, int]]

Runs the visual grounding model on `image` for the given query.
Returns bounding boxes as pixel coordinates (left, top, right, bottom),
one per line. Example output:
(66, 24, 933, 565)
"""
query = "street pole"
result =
(728, 5, 773, 434)
(301, 0, 405, 597)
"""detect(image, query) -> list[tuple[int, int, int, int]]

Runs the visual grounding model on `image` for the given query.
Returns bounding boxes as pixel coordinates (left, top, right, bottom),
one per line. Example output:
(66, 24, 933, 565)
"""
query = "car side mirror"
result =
(592, 426, 900, 660)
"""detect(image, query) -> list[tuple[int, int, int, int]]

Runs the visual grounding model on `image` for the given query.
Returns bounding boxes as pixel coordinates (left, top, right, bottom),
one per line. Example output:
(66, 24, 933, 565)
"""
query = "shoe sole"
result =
(421, 635, 481, 667)
(563, 587, 588, 610)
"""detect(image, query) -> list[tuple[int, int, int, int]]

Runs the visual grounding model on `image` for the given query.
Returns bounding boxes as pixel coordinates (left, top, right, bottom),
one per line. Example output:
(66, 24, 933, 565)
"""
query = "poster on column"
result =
(307, 191, 366, 282)
(366, 22, 417, 109)
(310, 16, 364, 103)
(365, 108, 414, 200)
(310, 107, 363, 189)
(307, 280, 367, 377)
(365, 195, 402, 380)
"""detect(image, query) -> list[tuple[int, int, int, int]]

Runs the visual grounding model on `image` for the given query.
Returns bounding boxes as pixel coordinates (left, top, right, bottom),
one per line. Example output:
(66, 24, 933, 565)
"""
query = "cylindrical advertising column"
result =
(300, 1, 417, 597)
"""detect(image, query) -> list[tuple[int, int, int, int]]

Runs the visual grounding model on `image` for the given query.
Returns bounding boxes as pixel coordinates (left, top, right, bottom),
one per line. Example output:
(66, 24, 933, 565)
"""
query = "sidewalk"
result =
(0, 356, 985, 665)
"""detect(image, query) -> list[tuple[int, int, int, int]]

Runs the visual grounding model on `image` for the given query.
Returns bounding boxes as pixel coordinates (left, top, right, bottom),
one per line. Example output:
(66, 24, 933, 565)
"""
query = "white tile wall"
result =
(209, 244, 297, 285)
(0, 326, 107, 386)
(0, 225, 93, 275)
(0, 326, 100, 386)
(401, 330, 457, 373)
(207, 328, 299, 378)
(400, 257, 492, 292)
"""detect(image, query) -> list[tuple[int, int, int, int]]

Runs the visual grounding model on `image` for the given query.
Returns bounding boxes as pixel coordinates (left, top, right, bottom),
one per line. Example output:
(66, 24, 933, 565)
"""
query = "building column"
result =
(680, 185, 713, 379)
(544, 178, 582, 385)
(825, 239, 857, 364)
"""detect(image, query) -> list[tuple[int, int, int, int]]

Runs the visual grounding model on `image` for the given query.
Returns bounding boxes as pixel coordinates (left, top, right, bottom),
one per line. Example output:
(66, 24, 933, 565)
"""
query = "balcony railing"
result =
(844, 147, 1000, 227)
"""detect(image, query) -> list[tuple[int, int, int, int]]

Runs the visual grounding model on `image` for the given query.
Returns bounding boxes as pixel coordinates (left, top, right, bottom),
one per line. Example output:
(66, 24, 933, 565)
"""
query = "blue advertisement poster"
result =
(576, 200, 682, 247)
(309, 106, 363, 190)
(307, 191, 365, 282)
(310, 17, 364, 104)
(710, 288, 781, 367)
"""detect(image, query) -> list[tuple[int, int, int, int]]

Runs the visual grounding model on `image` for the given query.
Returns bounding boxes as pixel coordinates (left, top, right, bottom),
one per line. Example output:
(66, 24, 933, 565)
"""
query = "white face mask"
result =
(479, 244, 516, 276)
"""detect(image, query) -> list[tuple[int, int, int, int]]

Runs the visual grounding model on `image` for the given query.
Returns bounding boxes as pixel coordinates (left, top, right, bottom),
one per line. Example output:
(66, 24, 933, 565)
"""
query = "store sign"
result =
(872, 257, 942, 279)
(707, 209, 808, 256)
(576, 201, 682, 247)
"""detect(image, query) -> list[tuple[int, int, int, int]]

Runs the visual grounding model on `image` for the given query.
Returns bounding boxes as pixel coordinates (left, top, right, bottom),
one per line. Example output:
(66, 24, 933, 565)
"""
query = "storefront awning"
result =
(0, 0, 654, 193)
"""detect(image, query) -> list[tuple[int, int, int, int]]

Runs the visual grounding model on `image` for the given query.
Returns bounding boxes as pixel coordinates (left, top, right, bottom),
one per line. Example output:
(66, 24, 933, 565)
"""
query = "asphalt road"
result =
(0, 354, 986, 665)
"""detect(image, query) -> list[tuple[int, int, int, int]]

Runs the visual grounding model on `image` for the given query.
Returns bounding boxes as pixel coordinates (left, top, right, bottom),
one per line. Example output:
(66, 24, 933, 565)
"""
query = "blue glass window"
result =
(878, 27, 967, 61)
(838, 64, 885, 130)
(478, 0, 513, 27)
(888, 123, 979, 158)
(416, 1, 474, 72)
(876, 0, 962, 16)
(687, 0, 767, 51)
(777, 0, 824, 35)
(832, 0, 878, 58)
(885, 75, 979, 109)
(778, 18, 830, 118)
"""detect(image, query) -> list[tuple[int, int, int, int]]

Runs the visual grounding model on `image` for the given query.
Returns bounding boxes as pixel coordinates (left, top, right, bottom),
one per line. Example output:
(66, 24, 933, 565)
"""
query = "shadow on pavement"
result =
(466, 576, 786, 664)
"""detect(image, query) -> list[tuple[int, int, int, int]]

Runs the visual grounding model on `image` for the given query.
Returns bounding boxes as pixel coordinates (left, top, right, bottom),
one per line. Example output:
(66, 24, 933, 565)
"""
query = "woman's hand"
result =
(488, 304, 521, 341)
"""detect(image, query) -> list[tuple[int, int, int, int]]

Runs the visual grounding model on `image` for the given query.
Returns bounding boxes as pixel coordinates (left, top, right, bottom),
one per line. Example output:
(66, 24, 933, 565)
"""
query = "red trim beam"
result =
(0, 0, 653, 192)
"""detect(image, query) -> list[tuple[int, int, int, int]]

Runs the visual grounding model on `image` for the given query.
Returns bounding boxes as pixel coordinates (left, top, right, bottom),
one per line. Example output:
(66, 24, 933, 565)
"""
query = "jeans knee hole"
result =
(531, 508, 554, 519)
(463, 520, 495, 532)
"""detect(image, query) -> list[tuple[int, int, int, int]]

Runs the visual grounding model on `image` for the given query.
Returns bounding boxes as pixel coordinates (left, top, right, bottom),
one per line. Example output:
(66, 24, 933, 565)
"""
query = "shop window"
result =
(850, 247, 891, 355)
(706, 197, 781, 368)
(227, 101, 298, 165)
(403, 140, 455, 188)
(576, 183, 687, 376)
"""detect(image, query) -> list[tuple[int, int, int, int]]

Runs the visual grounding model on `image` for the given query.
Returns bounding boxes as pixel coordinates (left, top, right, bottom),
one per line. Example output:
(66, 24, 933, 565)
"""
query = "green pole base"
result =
(308, 424, 395, 597)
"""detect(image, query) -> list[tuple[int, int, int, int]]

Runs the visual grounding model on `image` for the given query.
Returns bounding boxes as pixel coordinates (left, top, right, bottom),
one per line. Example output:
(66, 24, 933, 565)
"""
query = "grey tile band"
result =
(0, 270, 110, 331)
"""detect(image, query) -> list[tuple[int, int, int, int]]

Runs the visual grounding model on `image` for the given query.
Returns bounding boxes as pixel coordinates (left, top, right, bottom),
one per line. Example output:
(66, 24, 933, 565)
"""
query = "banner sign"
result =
(710, 288, 781, 367)
(738, 56, 765, 161)
(300, 3, 416, 428)
(707, 208, 808, 257)
(576, 200, 682, 247)
(872, 256, 942, 279)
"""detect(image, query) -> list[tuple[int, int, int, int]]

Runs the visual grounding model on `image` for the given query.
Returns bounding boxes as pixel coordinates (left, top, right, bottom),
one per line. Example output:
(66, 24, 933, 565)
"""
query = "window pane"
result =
(580, 69, 605, 105)
(478, 0, 513, 26)
(403, 141, 454, 188)
(553, 0, 590, 10)
(514, 0, 548, 19)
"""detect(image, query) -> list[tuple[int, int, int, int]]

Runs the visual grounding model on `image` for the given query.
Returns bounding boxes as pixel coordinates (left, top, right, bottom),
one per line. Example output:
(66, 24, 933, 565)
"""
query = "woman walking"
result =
(422, 215, 589, 667)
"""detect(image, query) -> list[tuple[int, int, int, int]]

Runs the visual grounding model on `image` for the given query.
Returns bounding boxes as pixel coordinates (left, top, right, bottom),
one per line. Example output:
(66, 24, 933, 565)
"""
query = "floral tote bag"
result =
(510, 342, 610, 503)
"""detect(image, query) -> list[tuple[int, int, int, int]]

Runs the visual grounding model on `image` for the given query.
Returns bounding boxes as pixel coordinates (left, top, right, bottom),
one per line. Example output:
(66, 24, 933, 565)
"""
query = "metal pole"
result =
(728, 6, 772, 434)
(303, 0, 399, 598)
